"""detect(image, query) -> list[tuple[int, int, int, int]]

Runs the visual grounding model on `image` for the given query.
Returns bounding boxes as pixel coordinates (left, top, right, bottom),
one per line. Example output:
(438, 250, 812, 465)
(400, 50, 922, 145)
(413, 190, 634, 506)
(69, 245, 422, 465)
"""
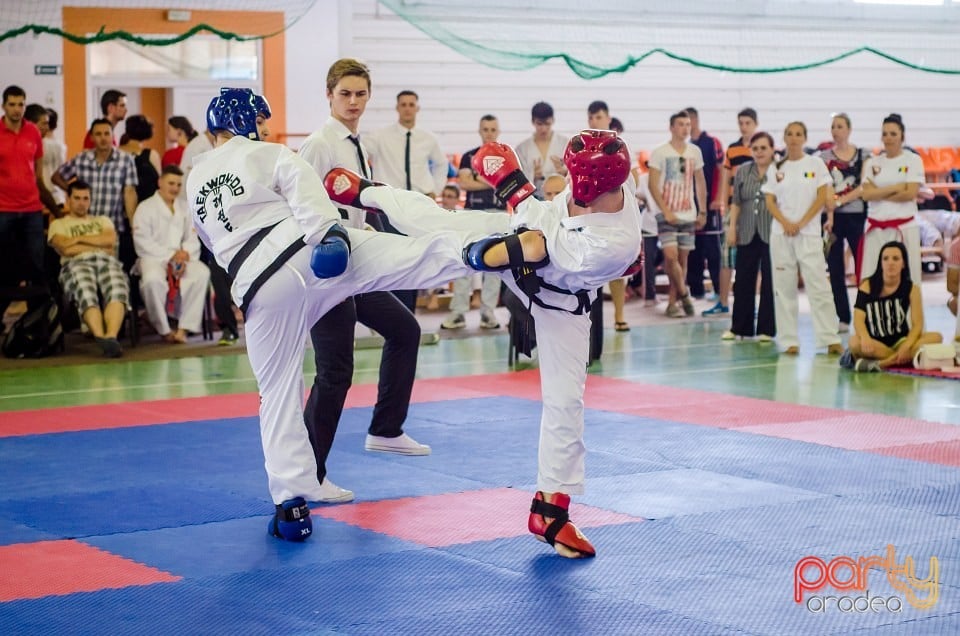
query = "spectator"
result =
(0, 85, 61, 322)
(587, 100, 630, 329)
(442, 114, 504, 330)
(762, 121, 842, 356)
(132, 165, 209, 344)
(947, 235, 959, 342)
(515, 101, 568, 197)
(119, 114, 161, 203)
(82, 89, 126, 149)
(365, 90, 447, 313)
(647, 110, 707, 318)
(634, 167, 662, 307)
(176, 127, 236, 344)
(685, 106, 725, 306)
(818, 113, 870, 333)
(41, 108, 67, 206)
(711, 108, 759, 315)
(47, 180, 129, 357)
(163, 116, 197, 168)
(54, 118, 138, 272)
(860, 114, 924, 284)
(844, 241, 942, 371)
(724, 131, 776, 341)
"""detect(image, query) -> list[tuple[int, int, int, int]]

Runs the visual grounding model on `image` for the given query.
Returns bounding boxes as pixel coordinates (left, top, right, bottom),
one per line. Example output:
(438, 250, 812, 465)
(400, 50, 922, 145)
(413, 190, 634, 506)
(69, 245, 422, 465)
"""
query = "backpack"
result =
(2, 297, 64, 359)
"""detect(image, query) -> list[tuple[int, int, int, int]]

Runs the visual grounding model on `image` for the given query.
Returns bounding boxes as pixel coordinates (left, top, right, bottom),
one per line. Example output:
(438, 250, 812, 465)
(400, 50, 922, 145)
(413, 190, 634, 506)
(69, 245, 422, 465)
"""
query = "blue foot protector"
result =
(268, 497, 312, 541)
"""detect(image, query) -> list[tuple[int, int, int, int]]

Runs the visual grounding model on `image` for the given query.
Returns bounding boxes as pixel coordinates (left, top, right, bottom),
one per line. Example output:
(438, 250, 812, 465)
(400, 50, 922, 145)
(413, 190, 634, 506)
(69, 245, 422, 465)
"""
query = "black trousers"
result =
(825, 212, 865, 324)
(303, 291, 420, 482)
(200, 244, 238, 336)
(730, 234, 775, 338)
(641, 235, 660, 300)
(686, 210, 722, 297)
(0, 211, 46, 316)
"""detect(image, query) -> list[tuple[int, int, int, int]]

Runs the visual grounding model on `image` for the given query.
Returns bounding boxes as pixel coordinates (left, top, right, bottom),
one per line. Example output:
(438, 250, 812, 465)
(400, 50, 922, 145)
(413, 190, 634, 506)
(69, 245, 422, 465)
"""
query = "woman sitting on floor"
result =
(844, 241, 942, 372)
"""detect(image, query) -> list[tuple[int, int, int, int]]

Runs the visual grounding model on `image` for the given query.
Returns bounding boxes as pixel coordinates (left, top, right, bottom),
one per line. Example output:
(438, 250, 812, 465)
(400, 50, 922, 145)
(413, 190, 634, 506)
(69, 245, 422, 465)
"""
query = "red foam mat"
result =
(0, 540, 180, 601)
(313, 487, 641, 548)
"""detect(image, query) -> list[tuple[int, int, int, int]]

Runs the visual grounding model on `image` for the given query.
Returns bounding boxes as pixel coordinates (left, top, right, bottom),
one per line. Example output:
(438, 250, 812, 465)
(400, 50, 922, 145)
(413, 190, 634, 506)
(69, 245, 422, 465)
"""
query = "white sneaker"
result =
(313, 478, 354, 504)
(721, 330, 736, 341)
(365, 433, 432, 456)
(838, 322, 850, 334)
(440, 314, 465, 330)
(757, 334, 774, 343)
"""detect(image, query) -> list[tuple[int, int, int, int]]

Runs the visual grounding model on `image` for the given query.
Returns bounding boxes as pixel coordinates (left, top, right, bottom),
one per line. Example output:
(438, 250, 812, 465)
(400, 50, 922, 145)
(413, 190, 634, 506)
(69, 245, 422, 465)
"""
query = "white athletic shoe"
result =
(365, 433, 432, 456)
(313, 478, 354, 504)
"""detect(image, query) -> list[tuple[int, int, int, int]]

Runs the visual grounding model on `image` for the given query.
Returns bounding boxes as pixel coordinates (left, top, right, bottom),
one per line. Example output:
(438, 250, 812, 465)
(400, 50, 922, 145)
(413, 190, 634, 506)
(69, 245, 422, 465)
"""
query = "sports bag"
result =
(2, 297, 64, 359)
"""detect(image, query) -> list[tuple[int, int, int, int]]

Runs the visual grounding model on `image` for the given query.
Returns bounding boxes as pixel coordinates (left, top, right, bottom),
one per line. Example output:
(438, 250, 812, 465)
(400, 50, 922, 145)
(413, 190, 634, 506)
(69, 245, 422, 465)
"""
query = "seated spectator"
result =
(947, 235, 959, 342)
(132, 165, 209, 344)
(844, 241, 942, 372)
(47, 180, 129, 357)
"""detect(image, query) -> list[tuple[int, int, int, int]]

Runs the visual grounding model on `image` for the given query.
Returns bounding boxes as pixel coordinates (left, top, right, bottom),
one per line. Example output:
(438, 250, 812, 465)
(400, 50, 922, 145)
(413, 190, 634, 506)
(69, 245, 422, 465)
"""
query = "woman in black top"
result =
(119, 114, 160, 202)
(847, 241, 941, 370)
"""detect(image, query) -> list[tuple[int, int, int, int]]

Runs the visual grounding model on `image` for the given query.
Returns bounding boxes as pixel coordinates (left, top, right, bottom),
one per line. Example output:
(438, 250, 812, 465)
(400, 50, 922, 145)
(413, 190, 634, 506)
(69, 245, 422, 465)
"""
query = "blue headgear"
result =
(206, 88, 272, 141)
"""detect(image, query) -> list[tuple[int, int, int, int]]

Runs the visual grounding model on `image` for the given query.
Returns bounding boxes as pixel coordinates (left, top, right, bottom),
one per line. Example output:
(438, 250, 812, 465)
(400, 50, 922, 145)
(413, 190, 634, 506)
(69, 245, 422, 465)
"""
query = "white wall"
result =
(3, 1, 960, 158)
(285, 0, 960, 159)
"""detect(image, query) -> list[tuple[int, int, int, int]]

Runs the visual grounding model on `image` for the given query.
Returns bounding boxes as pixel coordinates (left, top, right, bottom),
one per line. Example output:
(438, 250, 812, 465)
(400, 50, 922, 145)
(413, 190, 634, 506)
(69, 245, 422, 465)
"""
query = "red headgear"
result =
(563, 129, 631, 206)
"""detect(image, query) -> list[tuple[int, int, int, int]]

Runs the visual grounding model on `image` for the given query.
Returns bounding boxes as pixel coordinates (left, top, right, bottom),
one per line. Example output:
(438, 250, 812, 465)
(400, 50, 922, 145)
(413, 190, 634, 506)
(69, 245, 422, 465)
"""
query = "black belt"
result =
(228, 222, 306, 316)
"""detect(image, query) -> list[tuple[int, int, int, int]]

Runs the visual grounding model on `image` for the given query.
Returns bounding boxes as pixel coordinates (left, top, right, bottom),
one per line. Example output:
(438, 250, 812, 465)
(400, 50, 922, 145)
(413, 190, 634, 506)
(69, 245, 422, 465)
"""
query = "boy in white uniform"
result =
(132, 165, 210, 343)
(188, 89, 549, 543)
(325, 129, 641, 558)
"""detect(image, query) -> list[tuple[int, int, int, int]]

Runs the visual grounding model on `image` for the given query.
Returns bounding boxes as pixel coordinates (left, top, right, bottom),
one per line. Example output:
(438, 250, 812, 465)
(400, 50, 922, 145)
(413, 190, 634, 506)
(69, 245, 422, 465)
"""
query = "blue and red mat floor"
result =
(2, 371, 959, 635)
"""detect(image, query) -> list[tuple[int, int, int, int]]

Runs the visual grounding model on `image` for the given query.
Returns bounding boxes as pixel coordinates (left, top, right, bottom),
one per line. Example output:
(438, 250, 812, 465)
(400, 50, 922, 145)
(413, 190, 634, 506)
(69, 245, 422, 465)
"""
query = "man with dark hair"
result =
(648, 110, 708, 318)
(441, 114, 505, 331)
(132, 164, 210, 344)
(82, 89, 127, 149)
(707, 107, 759, 315)
(48, 180, 129, 357)
(515, 101, 568, 197)
(684, 106, 725, 302)
(0, 85, 61, 324)
(53, 118, 139, 272)
(366, 88, 447, 313)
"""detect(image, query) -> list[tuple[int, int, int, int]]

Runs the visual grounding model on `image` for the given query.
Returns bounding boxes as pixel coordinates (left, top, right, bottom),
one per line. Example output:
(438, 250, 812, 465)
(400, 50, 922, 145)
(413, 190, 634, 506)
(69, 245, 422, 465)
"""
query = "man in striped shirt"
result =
(705, 107, 758, 316)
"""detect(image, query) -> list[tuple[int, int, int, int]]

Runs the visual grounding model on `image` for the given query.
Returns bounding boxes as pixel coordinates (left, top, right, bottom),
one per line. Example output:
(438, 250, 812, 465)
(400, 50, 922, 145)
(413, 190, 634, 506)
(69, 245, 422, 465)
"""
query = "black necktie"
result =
(404, 130, 412, 191)
(348, 135, 369, 178)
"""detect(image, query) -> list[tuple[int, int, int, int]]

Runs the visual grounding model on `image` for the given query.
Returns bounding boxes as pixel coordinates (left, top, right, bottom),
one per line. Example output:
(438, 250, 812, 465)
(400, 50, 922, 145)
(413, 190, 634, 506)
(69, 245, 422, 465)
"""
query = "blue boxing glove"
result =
(268, 497, 312, 542)
(310, 224, 351, 279)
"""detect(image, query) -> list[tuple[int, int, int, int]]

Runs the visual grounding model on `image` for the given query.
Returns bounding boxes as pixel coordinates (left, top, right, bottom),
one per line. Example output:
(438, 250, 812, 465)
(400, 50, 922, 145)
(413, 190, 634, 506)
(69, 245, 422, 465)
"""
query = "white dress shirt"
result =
(298, 117, 373, 229)
(366, 122, 447, 195)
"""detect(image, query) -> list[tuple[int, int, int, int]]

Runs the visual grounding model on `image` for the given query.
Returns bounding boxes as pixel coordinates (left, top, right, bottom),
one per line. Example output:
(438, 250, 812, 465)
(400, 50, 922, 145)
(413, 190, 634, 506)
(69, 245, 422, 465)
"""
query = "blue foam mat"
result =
(3, 395, 960, 635)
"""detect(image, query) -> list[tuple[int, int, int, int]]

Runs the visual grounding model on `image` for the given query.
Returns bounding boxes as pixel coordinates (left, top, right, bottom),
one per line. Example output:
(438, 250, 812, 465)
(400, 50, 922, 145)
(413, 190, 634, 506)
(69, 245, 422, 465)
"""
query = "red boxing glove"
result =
(471, 142, 536, 208)
(323, 167, 380, 209)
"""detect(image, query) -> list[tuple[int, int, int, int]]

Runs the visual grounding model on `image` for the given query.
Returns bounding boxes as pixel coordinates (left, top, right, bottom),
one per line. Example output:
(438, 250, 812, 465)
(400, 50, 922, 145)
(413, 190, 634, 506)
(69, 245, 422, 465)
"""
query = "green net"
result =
(0, 0, 317, 44)
(378, 0, 960, 76)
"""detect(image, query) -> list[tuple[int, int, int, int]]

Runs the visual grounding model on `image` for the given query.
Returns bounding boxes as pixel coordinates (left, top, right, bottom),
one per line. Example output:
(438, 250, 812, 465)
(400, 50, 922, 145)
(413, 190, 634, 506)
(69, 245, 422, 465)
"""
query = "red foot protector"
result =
(528, 491, 596, 558)
(0, 539, 181, 601)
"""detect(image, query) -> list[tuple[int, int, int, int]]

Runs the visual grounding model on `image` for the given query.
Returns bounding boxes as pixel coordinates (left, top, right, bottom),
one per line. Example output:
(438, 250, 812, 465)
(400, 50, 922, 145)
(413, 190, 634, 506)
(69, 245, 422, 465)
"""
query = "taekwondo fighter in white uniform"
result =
(325, 130, 642, 557)
(187, 89, 548, 542)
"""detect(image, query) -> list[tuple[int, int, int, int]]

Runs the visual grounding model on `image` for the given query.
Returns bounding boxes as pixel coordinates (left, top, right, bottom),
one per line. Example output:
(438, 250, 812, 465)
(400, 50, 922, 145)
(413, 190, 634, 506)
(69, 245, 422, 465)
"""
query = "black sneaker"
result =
(838, 349, 855, 370)
(218, 330, 239, 346)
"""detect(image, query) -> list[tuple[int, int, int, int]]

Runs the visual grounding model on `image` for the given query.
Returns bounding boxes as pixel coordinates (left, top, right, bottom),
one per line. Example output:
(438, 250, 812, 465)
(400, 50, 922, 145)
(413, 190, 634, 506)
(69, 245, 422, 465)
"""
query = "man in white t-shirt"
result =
(515, 101, 569, 198)
(646, 110, 707, 317)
